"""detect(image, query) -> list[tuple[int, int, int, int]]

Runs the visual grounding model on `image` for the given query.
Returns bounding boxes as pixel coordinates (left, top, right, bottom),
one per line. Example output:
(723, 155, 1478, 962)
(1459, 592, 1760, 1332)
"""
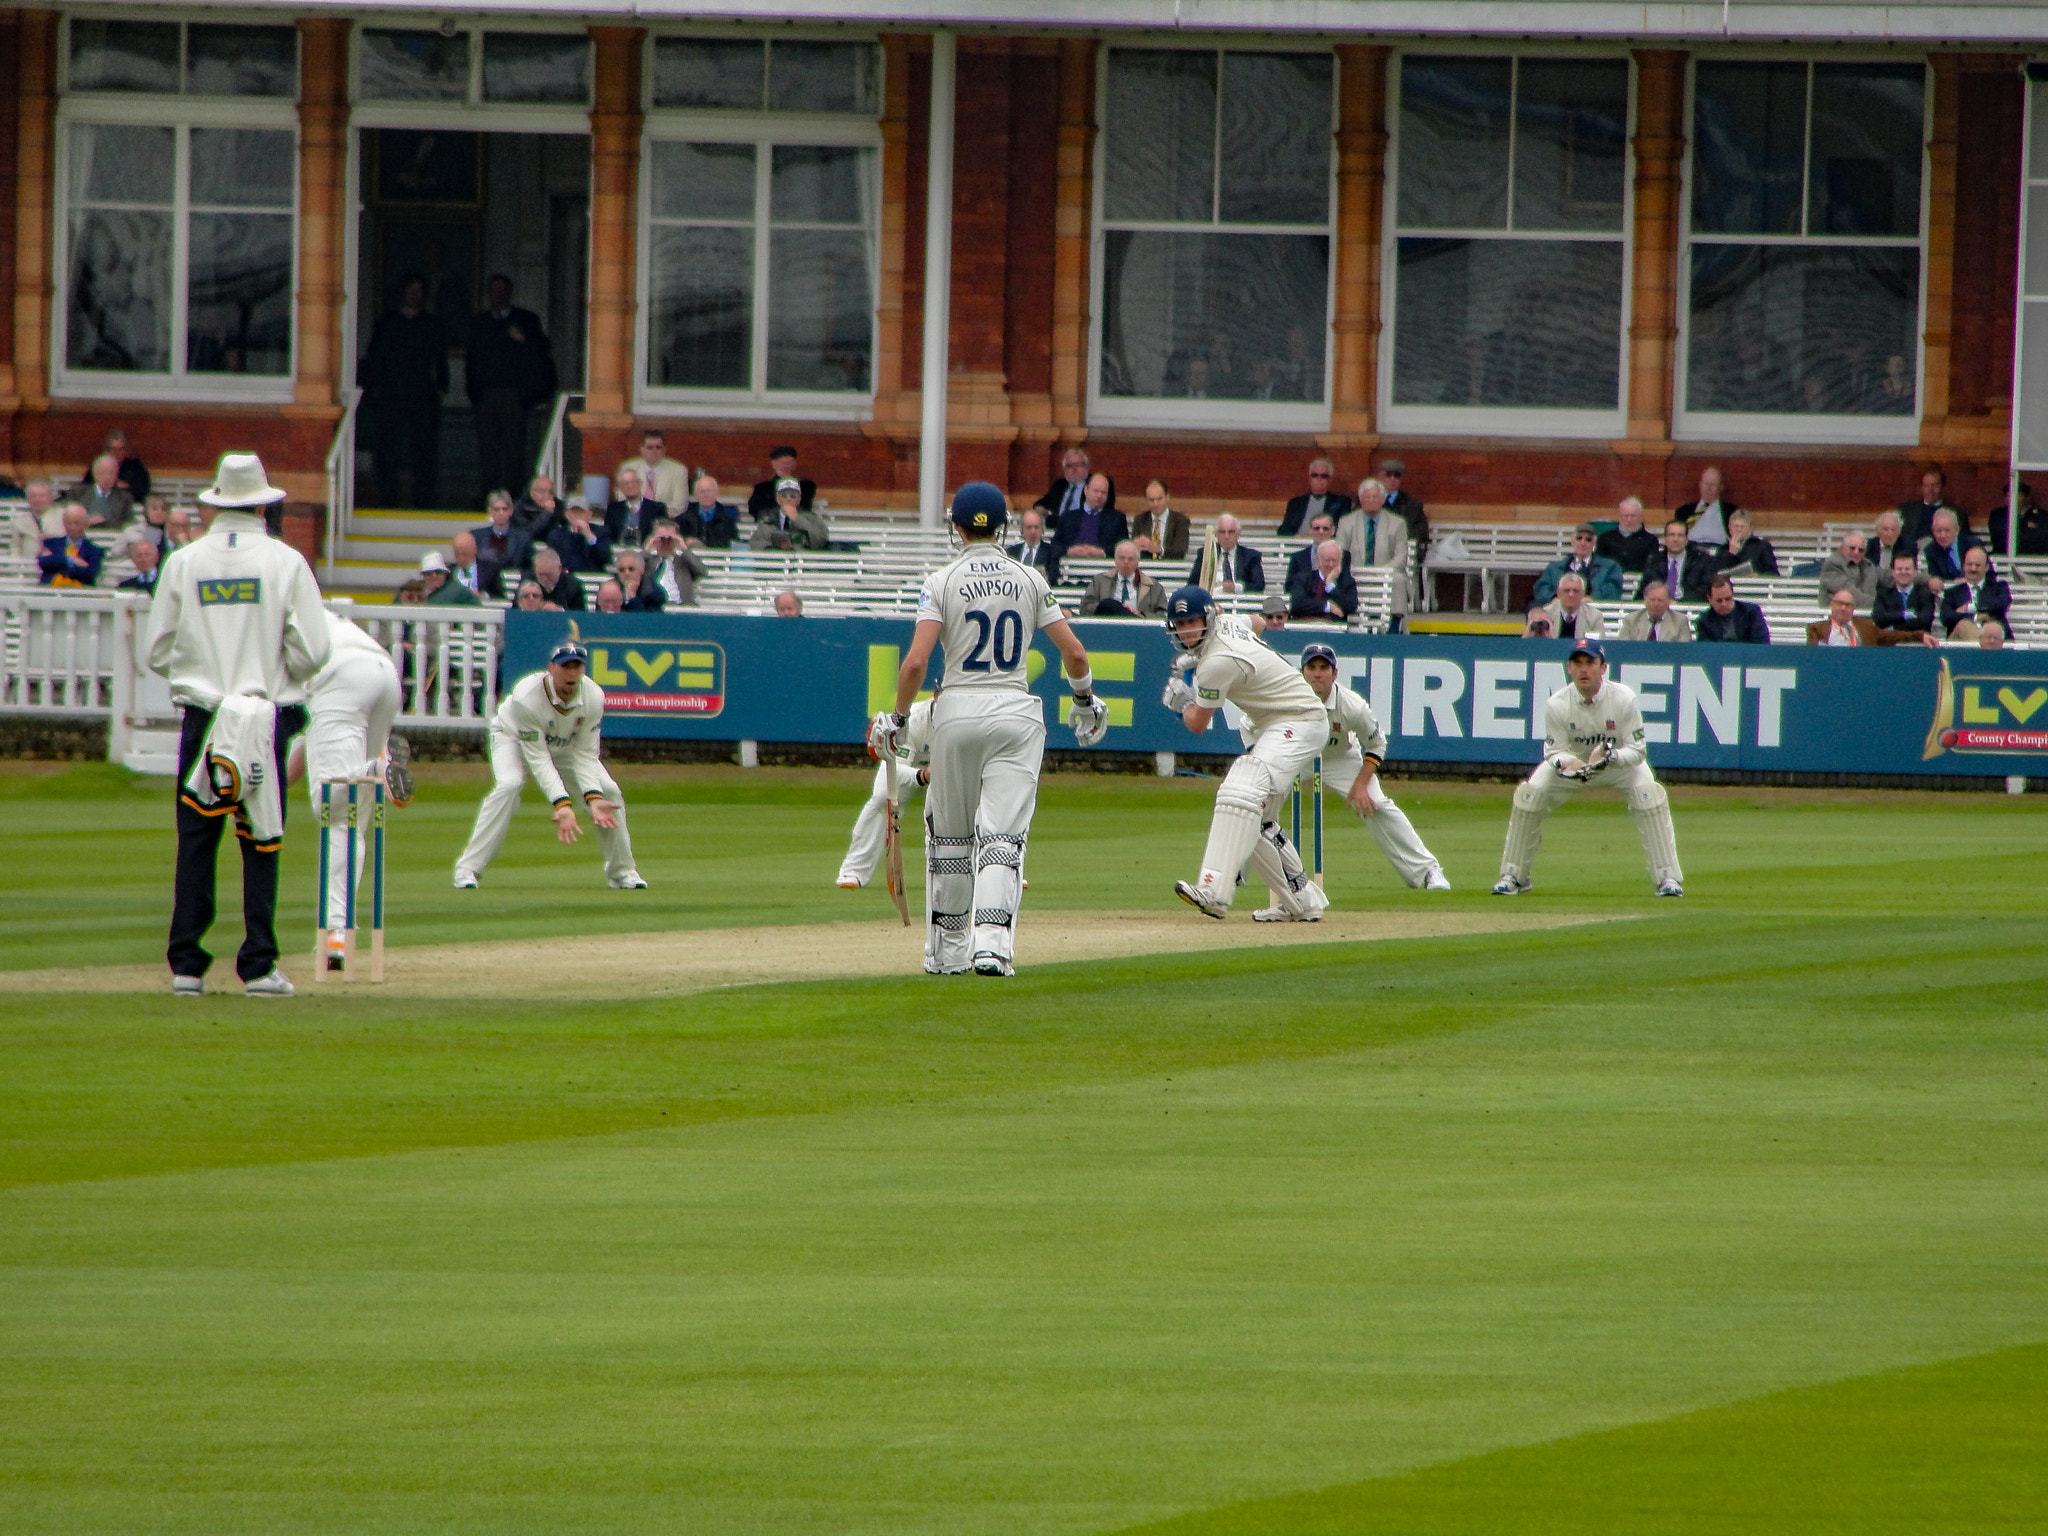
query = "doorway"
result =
(354, 128, 589, 511)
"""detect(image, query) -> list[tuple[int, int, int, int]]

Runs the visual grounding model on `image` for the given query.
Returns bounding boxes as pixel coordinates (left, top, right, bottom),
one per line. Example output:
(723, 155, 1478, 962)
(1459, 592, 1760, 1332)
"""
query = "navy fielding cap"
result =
(950, 480, 1010, 533)
(1300, 643, 1338, 668)
(1567, 636, 1606, 663)
(550, 640, 591, 666)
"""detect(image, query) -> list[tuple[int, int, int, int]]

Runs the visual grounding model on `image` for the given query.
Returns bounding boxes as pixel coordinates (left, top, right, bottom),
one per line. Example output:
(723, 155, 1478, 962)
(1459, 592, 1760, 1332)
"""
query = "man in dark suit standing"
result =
(1190, 512, 1266, 592)
(1873, 554, 1939, 643)
(1637, 519, 1714, 602)
(1898, 467, 1968, 544)
(1693, 576, 1769, 643)
(362, 274, 449, 508)
(748, 446, 817, 521)
(1006, 508, 1062, 585)
(604, 465, 664, 546)
(1052, 473, 1127, 561)
(1034, 447, 1109, 527)
(466, 274, 557, 505)
(1279, 458, 1352, 537)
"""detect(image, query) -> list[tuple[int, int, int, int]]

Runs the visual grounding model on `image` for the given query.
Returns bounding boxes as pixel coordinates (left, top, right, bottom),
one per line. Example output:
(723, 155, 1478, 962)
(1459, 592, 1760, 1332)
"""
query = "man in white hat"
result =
(146, 452, 331, 997)
(420, 549, 478, 606)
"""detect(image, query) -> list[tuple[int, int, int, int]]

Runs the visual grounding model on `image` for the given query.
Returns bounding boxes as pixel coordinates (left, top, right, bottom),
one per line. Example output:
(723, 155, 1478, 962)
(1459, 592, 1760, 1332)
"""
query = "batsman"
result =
(1493, 637, 1683, 897)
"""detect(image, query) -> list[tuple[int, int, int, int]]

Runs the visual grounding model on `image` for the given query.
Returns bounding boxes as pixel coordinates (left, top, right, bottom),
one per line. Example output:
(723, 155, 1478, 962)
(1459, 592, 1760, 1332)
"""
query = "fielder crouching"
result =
(1297, 643, 1450, 893)
(453, 640, 645, 890)
(1493, 637, 1682, 897)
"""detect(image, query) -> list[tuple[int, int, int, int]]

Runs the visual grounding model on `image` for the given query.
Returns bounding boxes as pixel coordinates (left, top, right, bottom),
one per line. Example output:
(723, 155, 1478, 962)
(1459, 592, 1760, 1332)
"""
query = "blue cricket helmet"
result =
(949, 481, 1010, 535)
(1165, 585, 1216, 650)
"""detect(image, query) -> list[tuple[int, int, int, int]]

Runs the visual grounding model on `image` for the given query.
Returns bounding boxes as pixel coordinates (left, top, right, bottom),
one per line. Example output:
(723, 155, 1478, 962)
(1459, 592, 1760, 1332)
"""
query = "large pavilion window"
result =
(1093, 47, 1335, 428)
(1679, 59, 1927, 441)
(1386, 53, 1631, 436)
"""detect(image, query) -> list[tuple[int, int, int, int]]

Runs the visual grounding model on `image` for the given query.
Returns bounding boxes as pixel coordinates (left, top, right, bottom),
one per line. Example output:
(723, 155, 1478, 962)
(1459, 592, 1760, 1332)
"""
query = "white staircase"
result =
(326, 508, 487, 597)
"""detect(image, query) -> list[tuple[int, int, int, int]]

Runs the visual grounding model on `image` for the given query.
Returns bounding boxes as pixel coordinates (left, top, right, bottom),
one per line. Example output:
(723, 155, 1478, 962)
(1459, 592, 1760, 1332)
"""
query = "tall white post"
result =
(918, 30, 957, 530)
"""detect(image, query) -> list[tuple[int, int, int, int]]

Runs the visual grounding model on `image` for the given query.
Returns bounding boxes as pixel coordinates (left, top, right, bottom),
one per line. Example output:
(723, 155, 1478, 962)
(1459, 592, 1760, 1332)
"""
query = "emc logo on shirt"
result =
(198, 578, 262, 606)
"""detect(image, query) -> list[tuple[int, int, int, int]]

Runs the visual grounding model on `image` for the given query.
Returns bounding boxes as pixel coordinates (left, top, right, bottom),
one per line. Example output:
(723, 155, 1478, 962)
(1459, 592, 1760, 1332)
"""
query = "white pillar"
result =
(918, 30, 957, 531)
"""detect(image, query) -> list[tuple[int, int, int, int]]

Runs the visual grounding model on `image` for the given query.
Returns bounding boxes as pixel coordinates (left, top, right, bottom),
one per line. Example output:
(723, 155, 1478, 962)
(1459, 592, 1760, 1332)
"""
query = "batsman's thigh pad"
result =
(1217, 754, 1276, 816)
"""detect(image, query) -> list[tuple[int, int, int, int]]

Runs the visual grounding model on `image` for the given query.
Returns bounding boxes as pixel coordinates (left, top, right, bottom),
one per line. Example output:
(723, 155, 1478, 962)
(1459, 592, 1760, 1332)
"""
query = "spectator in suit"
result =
(1337, 478, 1410, 624)
(1618, 581, 1689, 642)
(547, 496, 613, 574)
(642, 519, 706, 607)
(1807, 586, 1884, 647)
(1197, 512, 1266, 594)
(448, 532, 485, 598)
(1939, 545, 2011, 640)
(512, 578, 552, 612)
(604, 465, 664, 546)
(471, 491, 531, 599)
(1712, 512, 1779, 579)
(514, 475, 561, 540)
(530, 546, 585, 611)
(1978, 619, 2009, 648)
(11, 478, 56, 542)
(1052, 472, 1126, 561)
(748, 446, 817, 521)
(1596, 497, 1658, 573)
(1694, 575, 1769, 643)
(1285, 512, 1341, 593)
(420, 550, 480, 607)
(1538, 572, 1605, 641)
(1377, 459, 1428, 556)
(1289, 539, 1358, 621)
(1675, 465, 1737, 546)
(1818, 531, 1878, 608)
(360, 274, 449, 508)
(1872, 553, 1937, 643)
(680, 475, 742, 549)
(1987, 481, 2048, 556)
(1006, 508, 1061, 584)
(1918, 509, 1979, 582)
(618, 427, 689, 511)
(610, 550, 665, 613)
(163, 507, 195, 551)
(774, 590, 803, 617)
(750, 478, 831, 550)
(37, 505, 103, 586)
(1131, 479, 1189, 561)
(1279, 458, 1352, 537)
(1080, 541, 1168, 617)
(1868, 510, 1915, 574)
(123, 493, 173, 555)
(71, 454, 132, 531)
(117, 536, 160, 594)
(1898, 467, 1966, 545)
(101, 429, 151, 502)
(594, 578, 626, 614)
(1638, 520, 1714, 602)
(1033, 447, 1103, 526)
(466, 274, 557, 502)
(1534, 524, 1625, 603)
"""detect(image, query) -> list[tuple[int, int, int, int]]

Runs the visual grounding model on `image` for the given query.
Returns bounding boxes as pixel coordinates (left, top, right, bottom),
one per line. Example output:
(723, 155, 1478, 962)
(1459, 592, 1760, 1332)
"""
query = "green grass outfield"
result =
(1, 763, 2044, 1533)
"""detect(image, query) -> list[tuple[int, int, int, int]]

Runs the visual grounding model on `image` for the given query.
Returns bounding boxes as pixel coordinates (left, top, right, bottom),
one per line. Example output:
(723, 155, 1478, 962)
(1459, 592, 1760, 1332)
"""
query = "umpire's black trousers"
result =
(168, 702, 307, 982)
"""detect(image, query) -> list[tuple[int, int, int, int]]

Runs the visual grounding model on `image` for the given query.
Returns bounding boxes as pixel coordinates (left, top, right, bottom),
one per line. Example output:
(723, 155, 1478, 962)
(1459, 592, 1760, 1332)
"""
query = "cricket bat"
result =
(1198, 518, 1218, 591)
(883, 751, 910, 926)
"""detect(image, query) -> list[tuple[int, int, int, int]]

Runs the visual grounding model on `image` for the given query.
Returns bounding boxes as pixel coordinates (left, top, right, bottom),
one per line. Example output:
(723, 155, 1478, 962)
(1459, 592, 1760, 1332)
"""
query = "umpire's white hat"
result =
(199, 452, 288, 507)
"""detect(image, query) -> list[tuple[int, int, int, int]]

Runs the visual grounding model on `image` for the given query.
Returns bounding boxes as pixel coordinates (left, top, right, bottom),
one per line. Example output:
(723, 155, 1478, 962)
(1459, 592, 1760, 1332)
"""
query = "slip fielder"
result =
(838, 697, 933, 889)
(453, 639, 645, 890)
(1493, 636, 1683, 897)
(871, 481, 1105, 976)
(1162, 586, 1328, 922)
(1296, 643, 1451, 895)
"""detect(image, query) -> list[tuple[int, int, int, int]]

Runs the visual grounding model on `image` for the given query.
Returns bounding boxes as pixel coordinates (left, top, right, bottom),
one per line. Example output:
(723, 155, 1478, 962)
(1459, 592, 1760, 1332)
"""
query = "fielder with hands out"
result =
(1296, 644, 1451, 893)
(869, 481, 1104, 976)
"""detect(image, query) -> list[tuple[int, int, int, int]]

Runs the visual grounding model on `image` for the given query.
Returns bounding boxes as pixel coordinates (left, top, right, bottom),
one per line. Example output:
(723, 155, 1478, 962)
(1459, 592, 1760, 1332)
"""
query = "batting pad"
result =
(972, 830, 1026, 965)
(1499, 799, 1546, 884)
(1628, 781, 1683, 886)
(926, 819, 975, 972)
(1249, 821, 1325, 919)
(1195, 801, 1262, 910)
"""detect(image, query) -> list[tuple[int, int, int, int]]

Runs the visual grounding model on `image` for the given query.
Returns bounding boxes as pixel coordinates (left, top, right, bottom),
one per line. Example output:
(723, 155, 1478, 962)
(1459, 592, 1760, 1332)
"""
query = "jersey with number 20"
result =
(916, 547, 1063, 692)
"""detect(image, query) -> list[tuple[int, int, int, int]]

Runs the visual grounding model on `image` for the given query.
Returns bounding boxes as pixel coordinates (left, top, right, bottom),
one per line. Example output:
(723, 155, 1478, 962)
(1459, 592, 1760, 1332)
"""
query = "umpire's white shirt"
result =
(146, 511, 330, 711)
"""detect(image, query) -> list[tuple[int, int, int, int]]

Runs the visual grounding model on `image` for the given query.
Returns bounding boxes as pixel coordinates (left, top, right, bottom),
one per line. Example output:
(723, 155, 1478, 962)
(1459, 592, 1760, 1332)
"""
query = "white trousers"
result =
(1319, 749, 1444, 888)
(1499, 757, 1682, 888)
(923, 690, 1043, 971)
(306, 654, 401, 928)
(456, 732, 637, 882)
(837, 758, 925, 886)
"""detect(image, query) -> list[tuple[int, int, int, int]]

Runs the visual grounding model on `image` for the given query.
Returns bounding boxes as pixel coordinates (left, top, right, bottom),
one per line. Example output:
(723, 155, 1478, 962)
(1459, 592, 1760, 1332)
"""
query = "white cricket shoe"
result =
(171, 974, 203, 997)
(1174, 880, 1229, 920)
(609, 872, 649, 890)
(836, 876, 864, 889)
(972, 953, 1014, 977)
(1655, 879, 1684, 898)
(1252, 905, 1321, 923)
(1491, 876, 1530, 896)
(383, 734, 415, 807)
(453, 871, 479, 889)
(923, 962, 972, 976)
(245, 968, 295, 998)
(1424, 867, 1453, 891)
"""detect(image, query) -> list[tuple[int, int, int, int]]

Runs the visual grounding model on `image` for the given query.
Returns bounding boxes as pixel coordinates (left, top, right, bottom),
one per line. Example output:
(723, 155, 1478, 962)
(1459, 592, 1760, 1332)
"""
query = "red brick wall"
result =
(1004, 51, 1058, 401)
(950, 43, 1010, 379)
(1950, 66, 2023, 420)
(0, 14, 18, 394)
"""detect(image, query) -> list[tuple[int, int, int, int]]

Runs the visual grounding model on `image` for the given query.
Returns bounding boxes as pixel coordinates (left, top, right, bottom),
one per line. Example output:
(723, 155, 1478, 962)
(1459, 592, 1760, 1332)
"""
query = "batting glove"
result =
(867, 709, 904, 760)
(1162, 676, 1198, 713)
(1070, 693, 1109, 747)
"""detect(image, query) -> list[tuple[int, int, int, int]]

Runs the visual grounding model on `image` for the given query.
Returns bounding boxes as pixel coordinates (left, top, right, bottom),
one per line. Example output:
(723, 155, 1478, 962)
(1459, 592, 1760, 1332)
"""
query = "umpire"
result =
(146, 453, 331, 997)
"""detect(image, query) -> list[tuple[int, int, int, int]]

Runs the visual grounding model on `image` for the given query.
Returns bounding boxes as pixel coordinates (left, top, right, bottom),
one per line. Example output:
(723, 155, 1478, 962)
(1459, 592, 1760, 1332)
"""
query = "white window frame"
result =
(635, 33, 883, 420)
(350, 20, 593, 125)
(1380, 46, 1636, 442)
(1674, 50, 1932, 447)
(1087, 39, 1339, 433)
(52, 87, 300, 404)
